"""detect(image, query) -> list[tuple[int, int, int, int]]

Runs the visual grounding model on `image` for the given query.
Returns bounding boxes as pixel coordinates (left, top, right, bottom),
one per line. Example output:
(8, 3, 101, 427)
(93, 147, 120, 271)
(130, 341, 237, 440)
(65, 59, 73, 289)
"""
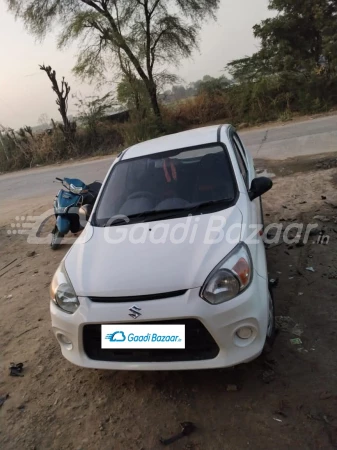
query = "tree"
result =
(39, 64, 76, 142)
(227, 0, 337, 80)
(171, 85, 187, 101)
(117, 75, 148, 111)
(75, 93, 114, 136)
(225, 0, 337, 120)
(8, 0, 220, 126)
(226, 54, 269, 83)
(197, 75, 231, 97)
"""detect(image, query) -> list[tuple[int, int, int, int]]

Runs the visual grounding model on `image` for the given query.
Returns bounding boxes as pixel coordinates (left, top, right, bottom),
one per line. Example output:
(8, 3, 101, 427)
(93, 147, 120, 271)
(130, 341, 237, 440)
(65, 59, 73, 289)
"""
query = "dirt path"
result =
(1, 160, 337, 450)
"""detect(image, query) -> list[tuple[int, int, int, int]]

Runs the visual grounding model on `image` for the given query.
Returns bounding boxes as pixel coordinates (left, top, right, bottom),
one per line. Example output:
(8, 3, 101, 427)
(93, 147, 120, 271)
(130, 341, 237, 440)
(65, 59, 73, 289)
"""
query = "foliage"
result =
(116, 115, 163, 147)
(228, 0, 337, 81)
(197, 75, 231, 97)
(255, 0, 337, 75)
(75, 92, 114, 137)
(167, 92, 229, 126)
(223, 0, 337, 123)
(117, 76, 150, 112)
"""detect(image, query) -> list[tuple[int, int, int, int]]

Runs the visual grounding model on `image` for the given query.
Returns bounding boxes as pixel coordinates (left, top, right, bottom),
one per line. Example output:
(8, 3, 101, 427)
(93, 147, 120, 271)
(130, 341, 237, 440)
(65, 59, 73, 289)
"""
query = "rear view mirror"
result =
(249, 177, 273, 201)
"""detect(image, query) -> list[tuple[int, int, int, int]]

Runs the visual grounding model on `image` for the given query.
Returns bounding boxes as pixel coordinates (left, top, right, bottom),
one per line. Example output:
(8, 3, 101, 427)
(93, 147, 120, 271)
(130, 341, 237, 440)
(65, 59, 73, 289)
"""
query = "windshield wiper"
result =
(104, 208, 188, 226)
(103, 199, 233, 226)
(190, 199, 233, 211)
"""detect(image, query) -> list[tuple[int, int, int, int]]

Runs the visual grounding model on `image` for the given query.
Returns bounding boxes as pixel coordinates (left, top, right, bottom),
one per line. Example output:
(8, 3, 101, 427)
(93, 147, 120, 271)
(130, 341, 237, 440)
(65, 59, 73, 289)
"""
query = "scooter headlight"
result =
(55, 206, 68, 214)
(200, 243, 252, 304)
(69, 184, 87, 195)
(50, 260, 79, 314)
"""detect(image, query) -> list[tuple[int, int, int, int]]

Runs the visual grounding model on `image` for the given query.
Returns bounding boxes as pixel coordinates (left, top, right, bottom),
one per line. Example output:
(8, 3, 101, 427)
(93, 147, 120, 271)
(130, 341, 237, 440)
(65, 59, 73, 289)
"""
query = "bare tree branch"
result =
(39, 64, 75, 142)
(149, 0, 161, 16)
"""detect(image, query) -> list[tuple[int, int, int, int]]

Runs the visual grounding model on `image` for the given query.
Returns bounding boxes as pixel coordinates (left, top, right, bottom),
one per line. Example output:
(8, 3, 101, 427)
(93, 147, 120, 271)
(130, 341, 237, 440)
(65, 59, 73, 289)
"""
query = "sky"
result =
(0, 0, 273, 129)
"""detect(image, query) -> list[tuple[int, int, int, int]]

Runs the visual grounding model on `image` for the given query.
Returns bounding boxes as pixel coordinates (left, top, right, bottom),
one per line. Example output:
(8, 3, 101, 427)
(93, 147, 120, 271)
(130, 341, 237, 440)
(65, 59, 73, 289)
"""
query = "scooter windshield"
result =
(64, 178, 87, 194)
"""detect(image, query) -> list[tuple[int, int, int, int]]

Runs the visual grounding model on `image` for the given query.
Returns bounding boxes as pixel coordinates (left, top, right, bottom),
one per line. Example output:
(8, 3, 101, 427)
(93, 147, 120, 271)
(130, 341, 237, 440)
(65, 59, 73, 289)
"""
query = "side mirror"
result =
(249, 177, 273, 201)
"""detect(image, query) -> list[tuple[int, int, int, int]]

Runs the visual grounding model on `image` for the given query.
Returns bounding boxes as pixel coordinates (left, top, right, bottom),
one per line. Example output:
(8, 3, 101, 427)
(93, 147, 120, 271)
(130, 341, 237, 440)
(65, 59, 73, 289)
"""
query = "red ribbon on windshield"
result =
(170, 160, 177, 181)
(163, 159, 177, 183)
(163, 159, 171, 182)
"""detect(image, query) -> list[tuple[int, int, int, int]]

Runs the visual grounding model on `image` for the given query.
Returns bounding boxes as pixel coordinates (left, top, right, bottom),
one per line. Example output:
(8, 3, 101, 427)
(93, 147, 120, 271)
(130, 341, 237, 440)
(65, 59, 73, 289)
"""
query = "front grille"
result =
(88, 290, 187, 303)
(83, 319, 219, 362)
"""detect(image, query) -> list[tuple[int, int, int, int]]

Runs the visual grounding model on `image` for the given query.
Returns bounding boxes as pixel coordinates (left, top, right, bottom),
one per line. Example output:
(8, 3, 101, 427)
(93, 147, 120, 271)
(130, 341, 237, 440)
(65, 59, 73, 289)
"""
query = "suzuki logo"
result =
(129, 305, 142, 319)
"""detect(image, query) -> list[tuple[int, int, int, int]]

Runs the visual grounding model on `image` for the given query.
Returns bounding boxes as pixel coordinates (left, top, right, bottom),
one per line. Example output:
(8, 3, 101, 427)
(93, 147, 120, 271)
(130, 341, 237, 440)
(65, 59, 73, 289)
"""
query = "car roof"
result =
(122, 124, 232, 160)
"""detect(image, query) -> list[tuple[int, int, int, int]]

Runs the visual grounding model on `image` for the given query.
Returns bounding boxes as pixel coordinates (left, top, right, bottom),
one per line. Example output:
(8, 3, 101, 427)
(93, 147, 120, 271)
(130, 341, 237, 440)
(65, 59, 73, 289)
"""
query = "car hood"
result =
(65, 206, 243, 297)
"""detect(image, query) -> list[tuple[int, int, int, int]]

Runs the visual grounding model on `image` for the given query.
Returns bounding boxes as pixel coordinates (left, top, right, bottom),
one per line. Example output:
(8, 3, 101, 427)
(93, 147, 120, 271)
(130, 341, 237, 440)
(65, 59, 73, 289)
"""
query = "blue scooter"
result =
(51, 177, 101, 250)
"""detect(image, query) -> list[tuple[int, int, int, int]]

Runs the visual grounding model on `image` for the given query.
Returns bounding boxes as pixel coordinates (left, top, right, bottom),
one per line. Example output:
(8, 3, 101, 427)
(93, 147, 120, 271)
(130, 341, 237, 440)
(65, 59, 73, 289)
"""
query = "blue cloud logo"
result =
(105, 331, 126, 342)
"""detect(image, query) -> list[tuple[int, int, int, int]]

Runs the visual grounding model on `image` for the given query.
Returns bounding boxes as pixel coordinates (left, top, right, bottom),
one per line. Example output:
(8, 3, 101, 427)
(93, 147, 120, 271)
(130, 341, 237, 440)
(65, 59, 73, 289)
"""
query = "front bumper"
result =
(50, 271, 269, 370)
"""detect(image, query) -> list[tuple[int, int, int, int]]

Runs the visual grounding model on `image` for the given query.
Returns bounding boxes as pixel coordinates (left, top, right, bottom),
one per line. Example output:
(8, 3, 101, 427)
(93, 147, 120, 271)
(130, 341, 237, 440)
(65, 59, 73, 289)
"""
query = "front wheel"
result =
(51, 228, 64, 250)
(263, 287, 276, 353)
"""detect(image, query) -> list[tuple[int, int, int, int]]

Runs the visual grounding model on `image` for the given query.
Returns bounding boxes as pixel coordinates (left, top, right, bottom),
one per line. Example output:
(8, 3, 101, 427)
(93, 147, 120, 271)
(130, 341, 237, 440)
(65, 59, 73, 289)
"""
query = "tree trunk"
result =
(143, 1, 163, 126)
(127, 64, 162, 123)
(147, 81, 161, 120)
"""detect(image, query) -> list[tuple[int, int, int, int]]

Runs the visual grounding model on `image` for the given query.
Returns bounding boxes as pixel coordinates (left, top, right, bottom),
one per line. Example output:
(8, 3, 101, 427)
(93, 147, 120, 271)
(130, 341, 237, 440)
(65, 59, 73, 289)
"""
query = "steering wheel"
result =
(127, 191, 157, 201)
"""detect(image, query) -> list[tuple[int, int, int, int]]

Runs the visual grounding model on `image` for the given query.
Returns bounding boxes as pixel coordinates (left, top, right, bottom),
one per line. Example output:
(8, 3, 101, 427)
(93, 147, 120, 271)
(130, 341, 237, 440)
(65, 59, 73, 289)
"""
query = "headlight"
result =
(200, 242, 252, 304)
(70, 184, 87, 195)
(50, 260, 79, 313)
(55, 206, 68, 214)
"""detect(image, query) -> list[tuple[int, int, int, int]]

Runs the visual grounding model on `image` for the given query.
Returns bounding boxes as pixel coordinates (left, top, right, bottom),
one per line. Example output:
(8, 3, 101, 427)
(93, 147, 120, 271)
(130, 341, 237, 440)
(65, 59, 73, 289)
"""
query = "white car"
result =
(50, 125, 275, 370)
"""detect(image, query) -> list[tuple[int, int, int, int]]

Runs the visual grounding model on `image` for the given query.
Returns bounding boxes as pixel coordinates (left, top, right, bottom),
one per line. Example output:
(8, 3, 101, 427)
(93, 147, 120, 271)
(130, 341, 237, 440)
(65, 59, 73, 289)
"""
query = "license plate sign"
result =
(101, 324, 185, 349)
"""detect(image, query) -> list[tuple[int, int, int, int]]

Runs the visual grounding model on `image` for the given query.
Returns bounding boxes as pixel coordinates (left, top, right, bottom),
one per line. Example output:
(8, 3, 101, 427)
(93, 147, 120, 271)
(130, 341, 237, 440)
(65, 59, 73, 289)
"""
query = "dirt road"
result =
(1, 154, 337, 449)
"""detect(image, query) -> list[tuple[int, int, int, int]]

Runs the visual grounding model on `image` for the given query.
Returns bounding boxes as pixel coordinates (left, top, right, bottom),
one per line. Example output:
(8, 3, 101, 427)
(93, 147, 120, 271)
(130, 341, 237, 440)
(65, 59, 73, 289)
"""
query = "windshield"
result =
(93, 144, 237, 226)
(63, 178, 87, 189)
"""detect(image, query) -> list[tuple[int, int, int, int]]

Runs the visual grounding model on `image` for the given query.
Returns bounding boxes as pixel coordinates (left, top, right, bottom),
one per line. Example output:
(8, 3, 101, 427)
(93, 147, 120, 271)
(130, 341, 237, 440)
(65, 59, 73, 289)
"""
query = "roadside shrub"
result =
(75, 122, 124, 155)
(0, 123, 123, 173)
(166, 93, 230, 128)
(278, 110, 293, 122)
(115, 110, 169, 147)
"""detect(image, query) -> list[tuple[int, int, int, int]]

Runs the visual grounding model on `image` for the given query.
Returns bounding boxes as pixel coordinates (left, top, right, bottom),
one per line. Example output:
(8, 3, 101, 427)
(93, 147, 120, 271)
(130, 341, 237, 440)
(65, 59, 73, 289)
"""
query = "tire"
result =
(51, 228, 64, 250)
(263, 286, 276, 354)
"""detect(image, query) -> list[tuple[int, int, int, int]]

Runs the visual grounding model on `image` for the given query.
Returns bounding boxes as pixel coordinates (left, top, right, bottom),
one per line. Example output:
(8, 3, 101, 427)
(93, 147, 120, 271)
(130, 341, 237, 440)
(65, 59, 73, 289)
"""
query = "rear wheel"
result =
(263, 287, 276, 353)
(51, 228, 64, 250)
